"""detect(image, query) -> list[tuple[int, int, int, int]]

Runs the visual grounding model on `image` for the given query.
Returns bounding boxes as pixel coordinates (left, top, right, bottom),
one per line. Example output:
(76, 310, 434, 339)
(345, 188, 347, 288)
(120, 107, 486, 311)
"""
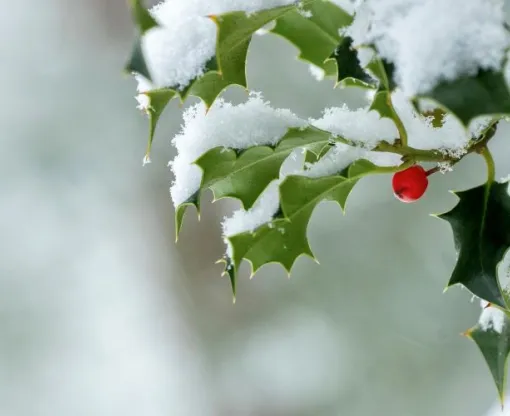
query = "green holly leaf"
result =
(141, 88, 177, 161)
(175, 192, 200, 242)
(466, 308, 510, 403)
(125, 0, 159, 81)
(366, 56, 396, 91)
(438, 180, 510, 308)
(328, 37, 375, 87)
(422, 70, 510, 126)
(271, 1, 352, 78)
(129, 0, 158, 33)
(195, 127, 332, 210)
(212, 3, 302, 86)
(128, 2, 309, 157)
(226, 159, 379, 283)
(304, 143, 332, 165)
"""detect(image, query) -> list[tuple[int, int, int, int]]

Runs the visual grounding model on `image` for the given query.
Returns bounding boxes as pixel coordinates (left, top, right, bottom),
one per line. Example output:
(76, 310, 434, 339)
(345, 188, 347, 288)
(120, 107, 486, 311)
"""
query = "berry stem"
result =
(426, 166, 441, 176)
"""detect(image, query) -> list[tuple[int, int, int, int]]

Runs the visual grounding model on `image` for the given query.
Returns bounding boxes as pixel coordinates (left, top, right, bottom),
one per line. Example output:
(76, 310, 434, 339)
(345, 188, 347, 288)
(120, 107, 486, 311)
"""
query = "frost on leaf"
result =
(345, 0, 510, 125)
(347, 0, 510, 96)
(127, 0, 307, 159)
(170, 94, 307, 235)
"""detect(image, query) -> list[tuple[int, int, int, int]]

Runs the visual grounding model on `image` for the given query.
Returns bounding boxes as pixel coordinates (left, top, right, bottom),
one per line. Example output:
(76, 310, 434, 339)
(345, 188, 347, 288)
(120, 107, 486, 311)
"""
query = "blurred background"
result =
(2, 0, 510, 415)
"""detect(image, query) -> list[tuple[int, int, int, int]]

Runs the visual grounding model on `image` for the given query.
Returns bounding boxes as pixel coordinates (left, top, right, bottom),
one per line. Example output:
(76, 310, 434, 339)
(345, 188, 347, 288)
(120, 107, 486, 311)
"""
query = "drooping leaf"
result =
(423, 70, 510, 126)
(438, 180, 510, 308)
(465, 308, 510, 402)
(175, 192, 201, 242)
(271, 1, 352, 78)
(195, 127, 332, 210)
(142, 89, 177, 160)
(226, 159, 380, 282)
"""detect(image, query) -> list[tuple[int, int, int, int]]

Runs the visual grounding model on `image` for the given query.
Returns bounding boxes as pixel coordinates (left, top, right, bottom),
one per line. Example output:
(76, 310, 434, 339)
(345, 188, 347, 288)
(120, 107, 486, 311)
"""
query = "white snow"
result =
(391, 91, 472, 157)
(135, 74, 152, 112)
(169, 93, 306, 206)
(346, 0, 510, 96)
(479, 302, 505, 334)
(308, 64, 325, 81)
(311, 105, 398, 149)
(138, 0, 300, 91)
(223, 181, 281, 238)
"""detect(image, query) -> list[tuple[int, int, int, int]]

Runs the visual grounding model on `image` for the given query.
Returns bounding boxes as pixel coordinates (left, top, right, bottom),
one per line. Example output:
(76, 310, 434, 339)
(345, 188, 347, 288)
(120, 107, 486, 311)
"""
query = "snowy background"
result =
(2, 0, 510, 415)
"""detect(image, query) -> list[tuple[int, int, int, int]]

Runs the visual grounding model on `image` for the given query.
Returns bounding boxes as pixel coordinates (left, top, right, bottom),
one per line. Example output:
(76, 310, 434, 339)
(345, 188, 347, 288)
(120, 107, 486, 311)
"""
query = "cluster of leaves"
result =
(126, 0, 510, 402)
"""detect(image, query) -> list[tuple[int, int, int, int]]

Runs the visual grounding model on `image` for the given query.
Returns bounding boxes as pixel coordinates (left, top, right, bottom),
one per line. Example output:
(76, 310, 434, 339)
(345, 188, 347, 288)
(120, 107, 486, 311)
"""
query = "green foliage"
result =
(466, 309, 510, 401)
(196, 127, 331, 210)
(125, 0, 510, 401)
(226, 159, 379, 281)
(425, 70, 510, 126)
(271, 1, 352, 79)
(438, 181, 510, 309)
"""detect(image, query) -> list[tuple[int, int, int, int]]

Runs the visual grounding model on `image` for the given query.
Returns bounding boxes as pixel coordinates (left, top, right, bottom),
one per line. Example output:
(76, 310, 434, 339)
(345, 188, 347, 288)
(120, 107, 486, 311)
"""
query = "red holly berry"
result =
(392, 165, 428, 203)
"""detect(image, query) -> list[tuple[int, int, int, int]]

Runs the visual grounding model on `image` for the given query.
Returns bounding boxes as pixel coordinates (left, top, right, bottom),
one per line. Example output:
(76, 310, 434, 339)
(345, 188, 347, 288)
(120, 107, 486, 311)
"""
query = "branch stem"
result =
(481, 147, 496, 184)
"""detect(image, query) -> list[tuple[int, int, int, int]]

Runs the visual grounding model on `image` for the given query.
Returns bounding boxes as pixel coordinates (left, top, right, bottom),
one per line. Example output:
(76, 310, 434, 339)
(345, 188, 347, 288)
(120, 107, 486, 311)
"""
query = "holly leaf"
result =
(438, 180, 510, 308)
(328, 37, 375, 87)
(128, 1, 309, 158)
(465, 308, 510, 403)
(195, 127, 332, 210)
(225, 159, 379, 283)
(175, 192, 201, 242)
(271, 1, 352, 78)
(422, 70, 510, 126)
(366, 57, 396, 91)
(125, 0, 158, 81)
(304, 143, 332, 165)
(211, 3, 302, 86)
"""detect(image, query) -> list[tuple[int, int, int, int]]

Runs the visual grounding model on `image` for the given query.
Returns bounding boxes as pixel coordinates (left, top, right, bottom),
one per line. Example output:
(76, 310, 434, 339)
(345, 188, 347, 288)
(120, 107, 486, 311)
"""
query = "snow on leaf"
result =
(224, 157, 383, 288)
(347, 0, 510, 97)
(170, 94, 307, 236)
(422, 70, 510, 127)
(195, 126, 331, 210)
(129, 0, 310, 157)
(311, 104, 398, 149)
(271, 0, 352, 78)
(466, 306, 510, 403)
(438, 180, 510, 309)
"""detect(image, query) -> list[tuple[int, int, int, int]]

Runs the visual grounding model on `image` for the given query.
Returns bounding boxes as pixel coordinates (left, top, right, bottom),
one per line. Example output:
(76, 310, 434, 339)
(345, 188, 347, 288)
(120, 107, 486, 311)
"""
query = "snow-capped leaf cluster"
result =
(125, 0, 510, 401)
(139, 0, 301, 90)
(346, 0, 510, 96)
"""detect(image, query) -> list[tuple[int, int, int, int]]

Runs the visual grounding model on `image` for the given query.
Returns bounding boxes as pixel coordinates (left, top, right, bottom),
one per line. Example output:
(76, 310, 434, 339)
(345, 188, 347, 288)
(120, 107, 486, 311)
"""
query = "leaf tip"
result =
(207, 14, 219, 24)
(461, 328, 473, 338)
